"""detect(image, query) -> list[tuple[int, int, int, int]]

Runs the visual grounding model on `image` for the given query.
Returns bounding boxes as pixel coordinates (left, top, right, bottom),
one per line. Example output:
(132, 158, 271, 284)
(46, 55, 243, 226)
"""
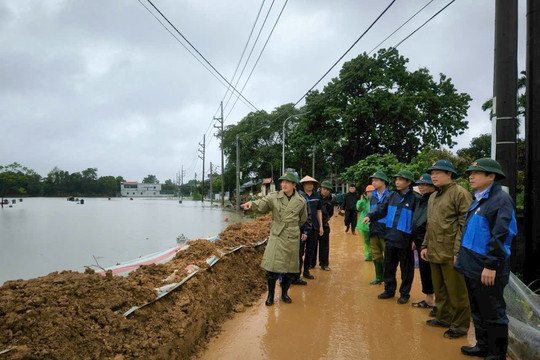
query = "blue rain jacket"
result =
(368, 188, 390, 237)
(454, 182, 517, 279)
(367, 189, 419, 248)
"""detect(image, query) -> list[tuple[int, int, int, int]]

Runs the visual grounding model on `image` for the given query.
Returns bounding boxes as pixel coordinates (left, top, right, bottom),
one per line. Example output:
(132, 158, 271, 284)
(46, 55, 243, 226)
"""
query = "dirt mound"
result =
(0, 214, 271, 359)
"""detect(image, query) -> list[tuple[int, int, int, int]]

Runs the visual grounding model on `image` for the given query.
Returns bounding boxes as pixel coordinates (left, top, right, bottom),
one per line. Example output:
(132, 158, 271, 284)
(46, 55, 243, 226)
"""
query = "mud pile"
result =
(0, 215, 271, 360)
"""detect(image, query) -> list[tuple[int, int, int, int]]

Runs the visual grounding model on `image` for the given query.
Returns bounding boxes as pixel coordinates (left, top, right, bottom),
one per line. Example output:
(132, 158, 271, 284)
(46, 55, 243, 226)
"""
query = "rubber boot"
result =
(370, 261, 384, 285)
(281, 276, 292, 304)
(265, 277, 277, 306)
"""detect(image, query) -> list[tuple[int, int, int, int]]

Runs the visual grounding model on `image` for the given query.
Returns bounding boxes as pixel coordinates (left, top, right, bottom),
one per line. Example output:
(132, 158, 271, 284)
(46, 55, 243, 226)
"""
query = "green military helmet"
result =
(320, 180, 333, 190)
(278, 172, 300, 184)
(369, 170, 390, 184)
(416, 173, 433, 185)
(465, 158, 506, 180)
(394, 170, 416, 184)
(427, 160, 459, 179)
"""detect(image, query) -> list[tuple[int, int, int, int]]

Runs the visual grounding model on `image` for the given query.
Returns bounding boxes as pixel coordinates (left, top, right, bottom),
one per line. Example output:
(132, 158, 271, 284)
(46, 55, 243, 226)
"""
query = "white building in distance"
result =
(120, 181, 162, 197)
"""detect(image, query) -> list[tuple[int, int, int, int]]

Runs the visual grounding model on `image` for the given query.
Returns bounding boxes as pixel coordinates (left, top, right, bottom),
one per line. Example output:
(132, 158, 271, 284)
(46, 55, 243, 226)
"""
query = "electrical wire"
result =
(224, 0, 289, 123)
(143, 0, 259, 112)
(394, 0, 456, 48)
(367, 0, 435, 55)
(294, 0, 397, 106)
(221, 0, 277, 116)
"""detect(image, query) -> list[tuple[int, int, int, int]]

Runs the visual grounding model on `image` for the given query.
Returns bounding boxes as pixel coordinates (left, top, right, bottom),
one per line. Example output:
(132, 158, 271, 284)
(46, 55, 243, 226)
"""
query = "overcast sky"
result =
(0, 0, 528, 183)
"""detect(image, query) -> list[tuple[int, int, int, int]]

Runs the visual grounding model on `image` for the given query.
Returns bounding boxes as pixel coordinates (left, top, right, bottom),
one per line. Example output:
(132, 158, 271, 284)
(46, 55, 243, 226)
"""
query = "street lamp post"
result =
(282, 112, 309, 174)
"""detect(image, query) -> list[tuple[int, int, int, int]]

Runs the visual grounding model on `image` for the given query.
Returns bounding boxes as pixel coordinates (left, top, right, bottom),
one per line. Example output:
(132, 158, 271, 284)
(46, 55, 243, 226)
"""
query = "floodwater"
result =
(0, 197, 245, 285)
(198, 213, 478, 360)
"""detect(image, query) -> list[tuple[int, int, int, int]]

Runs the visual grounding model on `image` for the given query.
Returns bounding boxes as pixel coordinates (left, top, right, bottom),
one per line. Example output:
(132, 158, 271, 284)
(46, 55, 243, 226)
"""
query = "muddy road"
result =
(198, 213, 477, 360)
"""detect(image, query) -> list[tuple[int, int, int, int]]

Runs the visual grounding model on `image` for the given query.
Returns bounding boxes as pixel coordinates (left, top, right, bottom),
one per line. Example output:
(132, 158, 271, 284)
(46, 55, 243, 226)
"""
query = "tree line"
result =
(219, 48, 524, 206)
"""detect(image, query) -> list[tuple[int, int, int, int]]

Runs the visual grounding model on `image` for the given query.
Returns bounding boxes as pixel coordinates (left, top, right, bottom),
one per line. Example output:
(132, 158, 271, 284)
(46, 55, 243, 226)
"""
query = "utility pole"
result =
(493, 0, 518, 201)
(236, 134, 240, 211)
(312, 144, 316, 178)
(210, 162, 214, 205)
(525, 0, 540, 285)
(198, 135, 205, 202)
(180, 164, 185, 203)
(194, 172, 197, 196)
(214, 101, 225, 206)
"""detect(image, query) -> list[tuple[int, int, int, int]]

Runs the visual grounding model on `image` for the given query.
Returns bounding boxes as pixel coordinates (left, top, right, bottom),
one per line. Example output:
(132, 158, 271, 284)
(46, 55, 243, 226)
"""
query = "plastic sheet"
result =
(505, 273, 540, 360)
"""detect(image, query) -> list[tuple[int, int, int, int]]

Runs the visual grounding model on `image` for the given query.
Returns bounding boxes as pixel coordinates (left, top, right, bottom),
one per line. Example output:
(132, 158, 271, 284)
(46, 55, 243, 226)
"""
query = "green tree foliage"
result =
(294, 48, 471, 172)
(142, 174, 159, 184)
(0, 163, 42, 196)
(457, 134, 491, 161)
(161, 179, 177, 195)
(222, 104, 300, 189)
(342, 149, 473, 191)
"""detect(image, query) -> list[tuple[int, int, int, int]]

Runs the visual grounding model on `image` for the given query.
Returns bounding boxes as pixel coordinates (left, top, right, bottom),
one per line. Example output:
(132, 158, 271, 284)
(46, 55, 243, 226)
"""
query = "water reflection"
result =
(0, 197, 246, 284)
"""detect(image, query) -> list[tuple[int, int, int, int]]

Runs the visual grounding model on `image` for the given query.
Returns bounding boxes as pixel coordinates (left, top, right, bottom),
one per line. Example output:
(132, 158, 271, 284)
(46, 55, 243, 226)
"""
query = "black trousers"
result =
(299, 230, 318, 273)
(318, 225, 330, 267)
(414, 240, 434, 295)
(344, 210, 358, 230)
(383, 243, 415, 296)
(464, 275, 509, 357)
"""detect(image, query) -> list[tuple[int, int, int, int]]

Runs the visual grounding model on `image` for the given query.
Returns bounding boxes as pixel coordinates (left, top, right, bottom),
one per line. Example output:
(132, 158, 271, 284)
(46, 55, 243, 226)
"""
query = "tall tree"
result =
(294, 48, 471, 170)
(142, 175, 159, 184)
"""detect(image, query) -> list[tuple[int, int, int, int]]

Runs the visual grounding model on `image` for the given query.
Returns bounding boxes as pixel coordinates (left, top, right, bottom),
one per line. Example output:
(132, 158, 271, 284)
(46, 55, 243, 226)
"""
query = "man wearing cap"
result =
(362, 170, 419, 304)
(241, 172, 308, 306)
(421, 160, 472, 339)
(319, 180, 335, 270)
(356, 185, 375, 261)
(299, 176, 324, 280)
(366, 170, 390, 285)
(455, 159, 517, 360)
(340, 184, 360, 234)
(411, 173, 436, 311)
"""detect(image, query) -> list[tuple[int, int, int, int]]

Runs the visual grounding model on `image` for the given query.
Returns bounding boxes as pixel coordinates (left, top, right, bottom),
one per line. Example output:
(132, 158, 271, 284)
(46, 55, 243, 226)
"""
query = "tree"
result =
(161, 179, 177, 195)
(457, 134, 491, 160)
(294, 48, 471, 171)
(222, 104, 301, 189)
(98, 176, 118, 196)
(142, 175, 159, 184)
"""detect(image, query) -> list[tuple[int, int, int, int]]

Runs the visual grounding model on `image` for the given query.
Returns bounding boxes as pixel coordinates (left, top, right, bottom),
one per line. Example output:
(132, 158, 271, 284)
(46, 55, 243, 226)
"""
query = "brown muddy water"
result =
(198, 213, 480, 360)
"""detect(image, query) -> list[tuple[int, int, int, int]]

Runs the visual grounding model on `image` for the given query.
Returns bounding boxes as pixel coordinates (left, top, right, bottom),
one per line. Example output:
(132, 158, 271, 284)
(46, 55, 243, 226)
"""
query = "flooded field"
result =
(0, 197, 245, 284)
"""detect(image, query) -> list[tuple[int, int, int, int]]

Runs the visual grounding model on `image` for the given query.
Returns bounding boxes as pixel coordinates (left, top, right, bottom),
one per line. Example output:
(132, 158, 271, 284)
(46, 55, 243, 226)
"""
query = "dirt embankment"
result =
(0, 215, 271, 360)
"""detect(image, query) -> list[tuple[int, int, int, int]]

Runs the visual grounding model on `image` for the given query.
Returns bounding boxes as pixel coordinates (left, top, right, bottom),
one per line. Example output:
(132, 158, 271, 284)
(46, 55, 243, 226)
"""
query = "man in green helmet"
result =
(421, 160, 472, 339)
(242, 172, 308, 306)
(362, 170, 419, 304)
(455, 158, 517, 360)
(366, 170, 390, 285)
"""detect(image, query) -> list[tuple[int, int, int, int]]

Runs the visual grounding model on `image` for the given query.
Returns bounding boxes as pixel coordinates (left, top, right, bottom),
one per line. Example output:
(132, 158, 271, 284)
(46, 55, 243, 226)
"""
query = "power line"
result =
(394, 0, 456, 48)
(234, 0, 398, 138)
(224, 0, 289, 123)
(222, 0, 277, 116)
(294, 0, 397, 106)
(202, 0, 267, 146)
(367, 0, 435, 55)
(142, 0, 259, 112)
(215, 0, 267, 118)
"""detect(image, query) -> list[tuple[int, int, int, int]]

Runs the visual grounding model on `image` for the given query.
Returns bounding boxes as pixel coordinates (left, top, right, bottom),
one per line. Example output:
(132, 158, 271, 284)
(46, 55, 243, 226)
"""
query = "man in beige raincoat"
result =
(242, 172, 308, 306)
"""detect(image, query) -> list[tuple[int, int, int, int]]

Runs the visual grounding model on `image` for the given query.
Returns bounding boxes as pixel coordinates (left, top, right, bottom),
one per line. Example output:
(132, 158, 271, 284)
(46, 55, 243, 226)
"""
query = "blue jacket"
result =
(368, 188, 390, 237)
(367, 189, 419, 248)
(454, 182, 517, 279)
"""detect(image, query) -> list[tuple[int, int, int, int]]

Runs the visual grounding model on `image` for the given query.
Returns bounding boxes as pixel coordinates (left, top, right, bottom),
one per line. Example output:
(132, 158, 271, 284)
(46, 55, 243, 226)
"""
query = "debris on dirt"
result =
(0, 214, 271, 359)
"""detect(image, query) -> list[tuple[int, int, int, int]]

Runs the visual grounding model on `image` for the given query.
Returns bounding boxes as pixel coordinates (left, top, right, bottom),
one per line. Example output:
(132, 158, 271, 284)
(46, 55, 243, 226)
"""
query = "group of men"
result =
(241, 173, 336, 302)
(242, 157, 516, 360)
(358, 158, 517, 360)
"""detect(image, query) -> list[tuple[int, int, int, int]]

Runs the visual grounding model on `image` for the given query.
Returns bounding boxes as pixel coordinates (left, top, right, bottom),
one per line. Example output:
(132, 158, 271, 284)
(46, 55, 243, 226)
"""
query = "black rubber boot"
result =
(265, 276, 277, 306)
(281, 275, 292, 304)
